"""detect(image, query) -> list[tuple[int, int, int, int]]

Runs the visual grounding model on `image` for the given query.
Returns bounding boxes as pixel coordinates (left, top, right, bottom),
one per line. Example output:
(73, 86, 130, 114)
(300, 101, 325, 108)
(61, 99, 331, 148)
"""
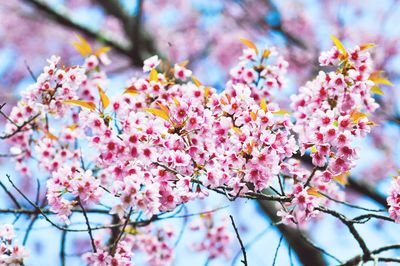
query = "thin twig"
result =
(272, 234, 284, 266)
(229, 215, 248, 266)
(0, 180, 21, 209)
(317, 206, 370, 260)
(320, 192, 386, 213)
(78, 199, 97, 253)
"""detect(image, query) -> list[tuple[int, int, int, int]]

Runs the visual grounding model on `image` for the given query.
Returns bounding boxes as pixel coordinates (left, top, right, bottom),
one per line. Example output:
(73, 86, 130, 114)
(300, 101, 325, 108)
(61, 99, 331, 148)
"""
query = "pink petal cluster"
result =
(0, 224, 29, 265)
(2, 41, 385, 264)
(388, 176, 400, 222)
(47, 166, 103, 224)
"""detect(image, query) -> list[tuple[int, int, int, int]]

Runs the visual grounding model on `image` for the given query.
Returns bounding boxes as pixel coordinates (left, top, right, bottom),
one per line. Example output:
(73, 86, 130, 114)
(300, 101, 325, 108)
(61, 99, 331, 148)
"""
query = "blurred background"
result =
(0, 0, 400, 265)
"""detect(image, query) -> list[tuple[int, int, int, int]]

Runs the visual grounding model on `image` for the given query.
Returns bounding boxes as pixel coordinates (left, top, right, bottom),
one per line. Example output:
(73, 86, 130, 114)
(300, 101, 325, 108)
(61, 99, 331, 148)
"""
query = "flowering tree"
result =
(0, 1, 400, 266)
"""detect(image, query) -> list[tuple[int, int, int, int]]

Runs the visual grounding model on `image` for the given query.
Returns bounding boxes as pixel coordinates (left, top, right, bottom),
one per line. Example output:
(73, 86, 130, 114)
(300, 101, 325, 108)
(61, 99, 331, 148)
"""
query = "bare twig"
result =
(229, 215, 248, 266)
(78, 199, 97, 253)
(0, 180, 21, 209)
(0, 113, 41, 139)
(317, 206, 370, 260)
(272, 234, 284, 266)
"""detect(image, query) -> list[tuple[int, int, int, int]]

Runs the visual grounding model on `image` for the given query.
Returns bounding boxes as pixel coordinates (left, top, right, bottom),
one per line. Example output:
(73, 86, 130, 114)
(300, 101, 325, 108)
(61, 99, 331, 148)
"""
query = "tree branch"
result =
(258, 200, 327, 266)
(19, 0, 142, 65)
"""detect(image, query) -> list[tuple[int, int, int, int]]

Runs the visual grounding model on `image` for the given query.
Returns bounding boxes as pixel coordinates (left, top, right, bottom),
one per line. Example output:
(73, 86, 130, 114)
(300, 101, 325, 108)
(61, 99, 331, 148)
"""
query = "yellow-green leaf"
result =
(124, 226, 140, 235)
(273, 109, 291, 115)
(97, 86, 110, 109)
(370, 76, 393, 86)
(239, 37, 259, 55)
(150, 68, 158, 82)
(156, 102, 170, 115)
(144, 108, 170, 121)
(94, 46, 111, 57)
(370, 85, 384, 95)
(231, 126, 242, 135)
(64, 100, 96, 111)
(330, 35, 347, 55)
(72, 34, 92, 57)
(172, 97, 180, 107)
(260, 97, 267, 112)
(310, 145, 318, 153)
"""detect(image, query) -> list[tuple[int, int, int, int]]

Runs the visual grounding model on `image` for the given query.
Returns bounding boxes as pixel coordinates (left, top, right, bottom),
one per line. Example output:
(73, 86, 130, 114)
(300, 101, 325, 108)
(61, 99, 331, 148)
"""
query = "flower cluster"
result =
(388, 175, 400, 222)
(0, 224, 29, 265)
(47, 166, 103, 224)
(277, 43, 380, 224)
(82, 224, 174, 266)
(2, 38, 385, 265)
(227, 46, 288, 101)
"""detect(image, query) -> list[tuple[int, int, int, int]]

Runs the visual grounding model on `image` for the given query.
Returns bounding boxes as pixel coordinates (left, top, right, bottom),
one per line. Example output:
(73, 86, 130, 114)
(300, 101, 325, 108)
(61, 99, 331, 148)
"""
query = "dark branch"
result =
(229, 215, 248, 266)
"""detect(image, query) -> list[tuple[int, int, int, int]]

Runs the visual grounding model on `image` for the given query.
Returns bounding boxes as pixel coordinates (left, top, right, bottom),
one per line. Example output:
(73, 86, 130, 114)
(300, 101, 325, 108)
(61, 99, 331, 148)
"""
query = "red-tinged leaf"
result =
(220, 97, 227, 105)
(67, 124, 78, 130)
(260, 98, 267, 112)
(330, 35, 347, 56)
(150, 68, 158, 82)
(97, 86, 110, 109)
(124, 86, 138, 95)
(246, 142, 254, 154)
(307, 187, 322, 197)
(192, 76, 202, 87)
(94, 46, 111, 57)
(204, 87, 210, 98)
(44, 130, 58, 141)
(333, 172, 349, 186)
(239, 37, 259, 55)
(143, 108, 170, 121)
(370, 85, 384, 95)
(262, 49, 271, 58)
(72, 34, 92, 57)
(64, 100, 96, 111)
(360, 43, 376, 51)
